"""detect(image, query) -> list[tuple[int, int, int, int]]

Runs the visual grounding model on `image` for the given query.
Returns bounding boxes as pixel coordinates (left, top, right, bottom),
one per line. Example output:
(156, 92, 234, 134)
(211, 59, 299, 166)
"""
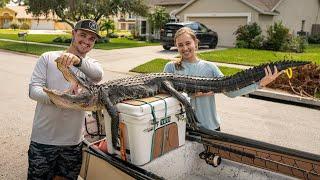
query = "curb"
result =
(0, 49, 39, 58)
(0, 38, 68, 48)
(248, 88, 320, 109)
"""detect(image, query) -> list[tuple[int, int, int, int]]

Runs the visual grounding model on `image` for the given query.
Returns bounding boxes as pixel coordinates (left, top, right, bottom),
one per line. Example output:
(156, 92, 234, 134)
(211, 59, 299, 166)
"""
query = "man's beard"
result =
(72, 41, 90, 55)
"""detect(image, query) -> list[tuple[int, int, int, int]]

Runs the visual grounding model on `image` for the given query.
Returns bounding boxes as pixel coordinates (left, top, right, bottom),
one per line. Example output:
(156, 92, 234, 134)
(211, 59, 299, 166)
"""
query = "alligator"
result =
(43, 59, 309, 147)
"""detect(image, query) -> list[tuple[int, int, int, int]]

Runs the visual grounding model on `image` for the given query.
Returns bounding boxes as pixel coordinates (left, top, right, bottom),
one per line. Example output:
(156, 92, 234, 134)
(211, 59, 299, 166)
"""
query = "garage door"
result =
(188, 17, 247, 47)
(31, 20, 54, 30)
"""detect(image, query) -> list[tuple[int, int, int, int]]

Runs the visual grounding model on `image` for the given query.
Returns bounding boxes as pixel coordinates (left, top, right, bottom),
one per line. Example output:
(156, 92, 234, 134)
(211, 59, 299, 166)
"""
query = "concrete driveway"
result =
(88, 45, 227, 74)
(0, 47, 319, 179)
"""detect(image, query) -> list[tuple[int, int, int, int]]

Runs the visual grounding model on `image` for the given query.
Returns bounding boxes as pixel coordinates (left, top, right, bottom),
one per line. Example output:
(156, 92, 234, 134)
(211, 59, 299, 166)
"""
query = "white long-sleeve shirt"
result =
(29, 51, 103, 145)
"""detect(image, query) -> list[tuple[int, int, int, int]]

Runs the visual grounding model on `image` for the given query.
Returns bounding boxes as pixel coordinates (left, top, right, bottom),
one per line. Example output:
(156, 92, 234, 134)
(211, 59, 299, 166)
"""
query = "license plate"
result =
(166, 33, 172, 37)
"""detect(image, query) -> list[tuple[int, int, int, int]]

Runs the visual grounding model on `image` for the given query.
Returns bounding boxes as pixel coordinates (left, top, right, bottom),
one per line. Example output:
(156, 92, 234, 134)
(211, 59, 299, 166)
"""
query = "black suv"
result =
(160, 21, 218, 50)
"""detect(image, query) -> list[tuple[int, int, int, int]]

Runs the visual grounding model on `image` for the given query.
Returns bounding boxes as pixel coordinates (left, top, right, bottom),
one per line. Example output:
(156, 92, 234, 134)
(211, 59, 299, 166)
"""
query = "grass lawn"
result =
(0, 29, 159, 50)
(130, 58, 242, 76)
(0, 41, 65, 56)
(0, 29, 70, 44)
(94, 38, 159, 50)
(198, 45, 320, 66)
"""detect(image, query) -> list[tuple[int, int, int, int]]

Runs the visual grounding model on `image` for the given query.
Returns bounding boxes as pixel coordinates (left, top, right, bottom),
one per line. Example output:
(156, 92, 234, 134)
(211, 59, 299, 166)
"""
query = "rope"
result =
(132, 99, 158, 161)
(285, 68, 293, 79)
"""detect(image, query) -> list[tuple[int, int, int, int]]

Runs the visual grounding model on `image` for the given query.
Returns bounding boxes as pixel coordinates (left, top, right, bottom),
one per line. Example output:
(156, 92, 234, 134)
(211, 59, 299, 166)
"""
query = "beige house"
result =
(174, 0, 320, 47)
(151, 0, 191, 18)
(110, 12, 137, 32)
(0, 5, 71, 30)
(136, 0, 190, 38)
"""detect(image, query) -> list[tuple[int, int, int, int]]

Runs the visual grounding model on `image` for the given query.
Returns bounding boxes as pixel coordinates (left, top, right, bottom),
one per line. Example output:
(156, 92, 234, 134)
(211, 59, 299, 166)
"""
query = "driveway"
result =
(0, 48, 319, 179)
(88, 46, 229, 74)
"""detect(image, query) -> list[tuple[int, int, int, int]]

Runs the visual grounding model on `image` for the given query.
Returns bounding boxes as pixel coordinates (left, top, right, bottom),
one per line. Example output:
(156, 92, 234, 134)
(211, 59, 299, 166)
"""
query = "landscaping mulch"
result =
(268, 63, 320, 99)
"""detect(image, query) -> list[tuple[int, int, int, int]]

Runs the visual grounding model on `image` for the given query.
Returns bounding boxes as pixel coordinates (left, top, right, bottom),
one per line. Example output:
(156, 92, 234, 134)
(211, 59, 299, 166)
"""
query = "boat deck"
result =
(142, 141, 295, 180)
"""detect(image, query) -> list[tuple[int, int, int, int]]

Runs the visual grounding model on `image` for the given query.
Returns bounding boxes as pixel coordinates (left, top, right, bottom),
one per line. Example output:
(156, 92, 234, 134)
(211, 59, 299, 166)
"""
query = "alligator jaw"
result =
(43, 87, 102, 111)
(43, 57, 102, 111)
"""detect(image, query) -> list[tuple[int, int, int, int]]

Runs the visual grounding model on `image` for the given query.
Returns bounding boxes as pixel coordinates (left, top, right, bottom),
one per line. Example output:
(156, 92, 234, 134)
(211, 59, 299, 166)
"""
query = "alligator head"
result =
(43, 57, 102, 111)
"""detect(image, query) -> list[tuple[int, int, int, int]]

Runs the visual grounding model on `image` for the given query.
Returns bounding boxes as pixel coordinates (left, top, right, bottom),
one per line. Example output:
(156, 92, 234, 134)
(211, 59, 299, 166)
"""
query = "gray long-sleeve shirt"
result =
(164, 60, 260, 130)
(29, 51, 103, 145)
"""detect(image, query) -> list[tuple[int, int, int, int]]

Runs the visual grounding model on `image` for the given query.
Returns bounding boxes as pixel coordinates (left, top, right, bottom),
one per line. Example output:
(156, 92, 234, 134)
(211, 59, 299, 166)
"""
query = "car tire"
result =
(209, 38, 218, 49)
(163, 45, 171, 50)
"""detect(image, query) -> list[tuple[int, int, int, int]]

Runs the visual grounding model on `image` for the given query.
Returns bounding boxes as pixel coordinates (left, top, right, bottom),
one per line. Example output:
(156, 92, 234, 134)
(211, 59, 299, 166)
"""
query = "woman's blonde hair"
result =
(174, 27, 199, 70)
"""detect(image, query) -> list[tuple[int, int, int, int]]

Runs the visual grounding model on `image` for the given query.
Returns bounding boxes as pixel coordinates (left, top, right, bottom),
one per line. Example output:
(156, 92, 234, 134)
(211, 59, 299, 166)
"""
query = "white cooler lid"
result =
(116, 93, 189, 117)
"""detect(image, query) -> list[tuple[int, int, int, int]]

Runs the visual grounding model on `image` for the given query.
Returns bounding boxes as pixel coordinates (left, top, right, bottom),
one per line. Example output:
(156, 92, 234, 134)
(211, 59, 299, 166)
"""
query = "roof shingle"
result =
(149, 0, 190, 6)
(6, 5, 55, 20)
(241, 0, 282, 12)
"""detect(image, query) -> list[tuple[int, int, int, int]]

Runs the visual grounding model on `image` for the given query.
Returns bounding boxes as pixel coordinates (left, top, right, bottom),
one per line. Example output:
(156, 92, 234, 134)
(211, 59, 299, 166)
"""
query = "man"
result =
(28, 19, 103, 180)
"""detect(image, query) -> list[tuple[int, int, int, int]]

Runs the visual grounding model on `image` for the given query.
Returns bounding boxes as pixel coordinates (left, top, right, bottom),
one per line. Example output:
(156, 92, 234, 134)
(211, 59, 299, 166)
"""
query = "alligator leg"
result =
(161, 80, 199, 129)
(99, 89, 119, 148)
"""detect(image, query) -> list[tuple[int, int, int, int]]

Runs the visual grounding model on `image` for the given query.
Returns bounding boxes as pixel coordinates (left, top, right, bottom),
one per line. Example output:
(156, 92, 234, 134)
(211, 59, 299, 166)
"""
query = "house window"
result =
(3, 13, 12, 29)
(128, 24, 135, 30)
(121, 23, 126, 30)
(141, 20, 146, 35)
(128, 13, 136, 19)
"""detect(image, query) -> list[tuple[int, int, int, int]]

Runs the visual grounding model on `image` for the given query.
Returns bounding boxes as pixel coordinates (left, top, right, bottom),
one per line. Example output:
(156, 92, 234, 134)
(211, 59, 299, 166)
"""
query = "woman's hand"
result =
(259, 65, 283, 87)
(193, 91, 214, 97)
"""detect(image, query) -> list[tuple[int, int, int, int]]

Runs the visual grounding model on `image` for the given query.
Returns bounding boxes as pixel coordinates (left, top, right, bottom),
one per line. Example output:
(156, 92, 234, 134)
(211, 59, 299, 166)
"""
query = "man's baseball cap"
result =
(74, 19, 101, 39)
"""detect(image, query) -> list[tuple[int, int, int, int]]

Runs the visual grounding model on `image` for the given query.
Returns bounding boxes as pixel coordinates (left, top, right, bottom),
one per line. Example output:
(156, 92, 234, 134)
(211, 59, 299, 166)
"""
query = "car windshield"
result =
(185, 23, 199, 31)
(164, 24, 183, 30)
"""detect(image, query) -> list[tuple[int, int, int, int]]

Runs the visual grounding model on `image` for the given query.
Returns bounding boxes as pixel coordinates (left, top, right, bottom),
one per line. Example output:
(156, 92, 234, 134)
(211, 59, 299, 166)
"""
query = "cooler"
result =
(104, 94, 188, 166)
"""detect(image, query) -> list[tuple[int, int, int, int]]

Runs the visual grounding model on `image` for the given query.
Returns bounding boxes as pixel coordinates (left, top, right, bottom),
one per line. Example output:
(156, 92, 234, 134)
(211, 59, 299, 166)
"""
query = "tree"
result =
(0, 0, 10, 7)
(100, 18, 115, 36)
(26, 0, 149, 28)
(148, 6, 170, 31)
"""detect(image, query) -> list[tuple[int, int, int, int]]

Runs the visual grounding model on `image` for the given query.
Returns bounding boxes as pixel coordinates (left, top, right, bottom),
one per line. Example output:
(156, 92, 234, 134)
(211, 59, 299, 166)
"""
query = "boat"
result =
(79, 95, 320, 180)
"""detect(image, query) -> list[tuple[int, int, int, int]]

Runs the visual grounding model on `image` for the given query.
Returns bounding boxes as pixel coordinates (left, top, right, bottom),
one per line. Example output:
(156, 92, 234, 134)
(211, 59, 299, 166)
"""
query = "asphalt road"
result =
(0, 49, 319, 179)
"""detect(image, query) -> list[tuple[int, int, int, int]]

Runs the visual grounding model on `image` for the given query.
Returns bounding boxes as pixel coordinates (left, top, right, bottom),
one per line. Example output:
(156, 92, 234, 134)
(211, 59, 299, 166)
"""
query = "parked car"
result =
(160, 21, 218, 50)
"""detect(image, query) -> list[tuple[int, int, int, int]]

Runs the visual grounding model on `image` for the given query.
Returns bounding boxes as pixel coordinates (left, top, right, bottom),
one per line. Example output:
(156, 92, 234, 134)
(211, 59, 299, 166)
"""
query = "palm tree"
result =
(100, 19, 115, 37)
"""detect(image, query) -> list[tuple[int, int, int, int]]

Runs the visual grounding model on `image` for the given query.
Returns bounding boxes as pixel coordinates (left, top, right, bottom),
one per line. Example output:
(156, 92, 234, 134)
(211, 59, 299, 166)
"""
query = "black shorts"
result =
(27, 141, 83, 180)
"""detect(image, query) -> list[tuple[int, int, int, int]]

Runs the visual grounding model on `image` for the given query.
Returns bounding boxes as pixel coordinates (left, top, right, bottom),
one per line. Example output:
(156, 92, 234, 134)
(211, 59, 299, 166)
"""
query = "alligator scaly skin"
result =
(88, 60, 308, 147)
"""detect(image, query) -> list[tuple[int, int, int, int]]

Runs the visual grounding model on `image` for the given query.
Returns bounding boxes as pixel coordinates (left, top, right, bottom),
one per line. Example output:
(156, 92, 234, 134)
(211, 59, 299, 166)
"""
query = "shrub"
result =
(263, 21, 289, 51)
(234, 22, 263, 49)
(137, 36, 146, 41)
(96, 37, 109, 44)
(308, 35, 320, 44)
(20, 22, 30, 30)
(52, 36, 63, 43)
(108, 33, 119, 38)
(281, 36, 306, 53)
(10, 22, 19, 30)
(63, 38, 72, 43)
(52, 36, 72, 43)
(130, 28, 139, 39)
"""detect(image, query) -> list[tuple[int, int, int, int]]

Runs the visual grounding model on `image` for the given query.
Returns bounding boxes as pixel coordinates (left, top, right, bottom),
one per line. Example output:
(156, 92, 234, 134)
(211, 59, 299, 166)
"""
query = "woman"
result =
(163, 27, 281, 131)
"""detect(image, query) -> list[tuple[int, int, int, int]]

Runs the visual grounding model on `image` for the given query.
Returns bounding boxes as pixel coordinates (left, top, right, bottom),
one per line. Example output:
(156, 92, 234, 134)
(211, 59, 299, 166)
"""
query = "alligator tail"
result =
(171, 60, 310, 93)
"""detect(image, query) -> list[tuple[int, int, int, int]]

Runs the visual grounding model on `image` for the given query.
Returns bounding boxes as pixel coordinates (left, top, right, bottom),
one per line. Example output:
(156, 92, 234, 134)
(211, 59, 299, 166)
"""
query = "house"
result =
(174, 0, 320, 47)
(111, 12, 137, 32)
(136, 0, 190, 39)
(0, 5, 71, 30)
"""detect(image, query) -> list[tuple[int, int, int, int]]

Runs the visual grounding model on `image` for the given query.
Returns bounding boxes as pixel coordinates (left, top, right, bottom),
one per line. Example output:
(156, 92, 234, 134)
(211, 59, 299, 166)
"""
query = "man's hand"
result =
(259, 65, 283, 87)
(193, 91, 214, 97)
(59, 52, 81, 68)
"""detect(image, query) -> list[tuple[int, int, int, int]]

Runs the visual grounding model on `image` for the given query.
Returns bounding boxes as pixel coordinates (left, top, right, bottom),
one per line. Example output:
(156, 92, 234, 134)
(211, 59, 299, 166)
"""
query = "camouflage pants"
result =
(27, 141, 83, 180)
